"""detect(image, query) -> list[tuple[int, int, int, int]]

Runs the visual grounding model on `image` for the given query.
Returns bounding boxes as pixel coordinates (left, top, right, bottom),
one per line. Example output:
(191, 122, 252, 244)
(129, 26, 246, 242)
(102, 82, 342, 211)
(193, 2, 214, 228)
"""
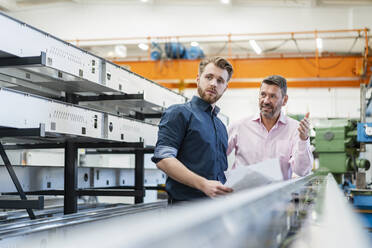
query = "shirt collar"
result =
(191, 96, 220, 115)
(252, 111, 287, 124)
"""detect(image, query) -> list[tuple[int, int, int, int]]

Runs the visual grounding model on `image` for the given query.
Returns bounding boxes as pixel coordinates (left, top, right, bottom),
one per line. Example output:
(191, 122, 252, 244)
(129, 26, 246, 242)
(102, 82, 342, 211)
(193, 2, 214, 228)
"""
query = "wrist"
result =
(195, 177, 207, 192)
(300, 136, 309, 141)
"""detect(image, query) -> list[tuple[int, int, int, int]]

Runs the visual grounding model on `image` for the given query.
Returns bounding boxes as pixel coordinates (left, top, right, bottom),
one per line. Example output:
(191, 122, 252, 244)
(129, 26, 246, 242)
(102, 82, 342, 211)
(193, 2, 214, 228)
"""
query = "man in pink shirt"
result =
(227, 75, 313, 180)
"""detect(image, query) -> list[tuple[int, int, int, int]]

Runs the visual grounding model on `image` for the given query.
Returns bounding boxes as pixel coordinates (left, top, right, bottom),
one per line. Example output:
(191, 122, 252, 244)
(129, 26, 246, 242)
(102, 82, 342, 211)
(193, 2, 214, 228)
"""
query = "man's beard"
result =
(198, 86, 221, 104)
(260, 103, 280, 119)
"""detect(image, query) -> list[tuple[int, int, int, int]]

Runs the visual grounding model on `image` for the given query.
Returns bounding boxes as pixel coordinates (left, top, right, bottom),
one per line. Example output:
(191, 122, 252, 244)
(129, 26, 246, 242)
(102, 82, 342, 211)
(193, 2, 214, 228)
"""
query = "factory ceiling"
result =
(1, 0, 371, 61)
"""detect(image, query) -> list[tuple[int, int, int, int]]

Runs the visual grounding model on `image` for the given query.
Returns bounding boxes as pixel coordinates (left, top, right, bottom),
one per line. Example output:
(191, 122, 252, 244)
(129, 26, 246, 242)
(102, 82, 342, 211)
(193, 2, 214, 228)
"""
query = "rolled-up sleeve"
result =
(289, 132, 313, 177)
(151, 106, 188, 163)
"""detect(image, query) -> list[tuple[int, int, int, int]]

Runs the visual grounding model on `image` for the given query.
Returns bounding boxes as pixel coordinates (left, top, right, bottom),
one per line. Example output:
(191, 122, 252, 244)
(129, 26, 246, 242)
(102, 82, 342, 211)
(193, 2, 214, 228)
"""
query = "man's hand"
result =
(298, 112, 310, 140)
(199, 180, 233, 198)
(157, 158, 233, 198)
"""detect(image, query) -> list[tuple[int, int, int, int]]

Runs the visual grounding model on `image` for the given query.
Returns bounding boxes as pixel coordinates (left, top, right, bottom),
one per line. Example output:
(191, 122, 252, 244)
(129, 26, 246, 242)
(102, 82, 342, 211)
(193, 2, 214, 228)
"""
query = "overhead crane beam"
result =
(115, 56, 372, 89)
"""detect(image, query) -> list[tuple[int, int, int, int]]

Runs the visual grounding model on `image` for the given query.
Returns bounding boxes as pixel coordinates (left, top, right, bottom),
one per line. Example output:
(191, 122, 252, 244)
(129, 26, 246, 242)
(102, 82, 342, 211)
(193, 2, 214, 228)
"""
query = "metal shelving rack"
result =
(0, 11, 186, 217)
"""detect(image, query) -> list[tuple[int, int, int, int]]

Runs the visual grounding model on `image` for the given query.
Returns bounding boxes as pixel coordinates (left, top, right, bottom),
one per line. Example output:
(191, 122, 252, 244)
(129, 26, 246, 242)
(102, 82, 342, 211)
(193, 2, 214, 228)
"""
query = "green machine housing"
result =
(313, 119, 370, 182)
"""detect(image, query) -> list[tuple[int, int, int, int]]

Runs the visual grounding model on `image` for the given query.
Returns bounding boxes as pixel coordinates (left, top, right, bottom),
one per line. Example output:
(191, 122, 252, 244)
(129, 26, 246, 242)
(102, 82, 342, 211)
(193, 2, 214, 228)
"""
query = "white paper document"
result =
(224, 158, 283, 192)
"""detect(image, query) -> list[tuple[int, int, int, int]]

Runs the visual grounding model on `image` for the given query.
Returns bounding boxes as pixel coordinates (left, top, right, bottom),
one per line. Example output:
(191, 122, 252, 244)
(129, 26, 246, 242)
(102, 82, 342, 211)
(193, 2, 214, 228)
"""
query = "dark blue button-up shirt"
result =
(152, 96, 228, 200)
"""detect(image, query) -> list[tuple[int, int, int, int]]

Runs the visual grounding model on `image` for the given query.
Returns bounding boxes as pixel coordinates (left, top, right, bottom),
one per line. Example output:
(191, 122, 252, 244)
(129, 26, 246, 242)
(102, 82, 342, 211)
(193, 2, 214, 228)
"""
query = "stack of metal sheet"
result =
(0, 173, 369, 247)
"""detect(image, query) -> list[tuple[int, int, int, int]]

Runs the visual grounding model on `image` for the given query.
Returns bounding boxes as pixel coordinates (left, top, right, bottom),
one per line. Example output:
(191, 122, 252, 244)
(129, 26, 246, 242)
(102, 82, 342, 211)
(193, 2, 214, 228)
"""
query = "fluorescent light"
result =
(190, 41, 199, 47)
(138, 43, 149, 51)
(221, 0, 230, 4)
(249, 40, 262, 55)
(114, 45, 127, 57)
(316, 38, 323, 50)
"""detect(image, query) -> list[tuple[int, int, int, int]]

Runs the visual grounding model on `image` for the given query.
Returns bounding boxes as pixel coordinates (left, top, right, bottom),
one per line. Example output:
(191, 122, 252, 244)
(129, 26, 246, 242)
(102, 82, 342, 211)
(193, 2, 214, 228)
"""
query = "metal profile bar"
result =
(65, 93, 79, 104)
(2, 185, 164, 196)
(2, 190, 64, 196)
(76, 94, 144, 102)
(64, 141, 78, 215)
(0, 201, 167, 243)
(76, 141, 144, 149)
(2, 141, 144, 151)
(0, 144, 36, 219)
(0, 124, 45, 138)
(292, 174, 372, 248)
(145, 186, 165, 191)
(0, 53, 45, 68)
(77, 189, 143, 197)
(134, 150, 145, 204)
(134, 112, 162, 120)
(87, 147, 154, 154)
(80, 186, 163, 191)
(0, 196, 44, 210)
(3, 143, 65, 150)
(0, 175, 318, 248)
(90, 186, 164, 191)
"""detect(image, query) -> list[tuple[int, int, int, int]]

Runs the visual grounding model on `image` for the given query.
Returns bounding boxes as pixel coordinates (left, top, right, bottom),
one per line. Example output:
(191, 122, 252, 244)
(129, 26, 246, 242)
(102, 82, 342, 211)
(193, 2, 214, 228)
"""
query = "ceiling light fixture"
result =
(140, 0, 149, 3)
(114, 45, 127, 57)
(190, 41, 199, 47)
(138, 43, 149, 51)
(221, 0, 230, 4)
(249, 40, 262, 55)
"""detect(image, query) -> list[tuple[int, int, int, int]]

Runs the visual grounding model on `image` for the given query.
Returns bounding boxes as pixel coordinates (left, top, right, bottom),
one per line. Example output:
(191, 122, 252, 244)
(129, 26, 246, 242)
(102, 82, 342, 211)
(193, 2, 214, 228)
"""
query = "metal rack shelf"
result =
(0, 11, 187, 115)
(0, 11, 176, 218)
(0, 87, 159, 146)
(0, 126, 149, 215)
(0, 53, 121, 95)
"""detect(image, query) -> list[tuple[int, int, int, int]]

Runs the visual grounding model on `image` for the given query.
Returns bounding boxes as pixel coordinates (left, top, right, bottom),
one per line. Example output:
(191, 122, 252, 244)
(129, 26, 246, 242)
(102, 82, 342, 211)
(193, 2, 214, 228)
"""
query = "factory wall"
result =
(184, 87, 361, 123)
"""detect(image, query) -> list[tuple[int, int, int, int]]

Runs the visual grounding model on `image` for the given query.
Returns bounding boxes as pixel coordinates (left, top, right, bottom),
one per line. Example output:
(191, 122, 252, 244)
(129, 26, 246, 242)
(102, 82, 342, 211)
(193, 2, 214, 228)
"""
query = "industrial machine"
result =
(313, 119, 370, 184)
(311, 84, 372, 240)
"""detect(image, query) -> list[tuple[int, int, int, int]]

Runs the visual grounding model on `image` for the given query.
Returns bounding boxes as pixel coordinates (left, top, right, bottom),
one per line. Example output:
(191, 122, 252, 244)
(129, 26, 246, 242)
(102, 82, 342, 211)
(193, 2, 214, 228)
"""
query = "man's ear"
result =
(196, 75, 200, 86)
(282, 94, 288, 106)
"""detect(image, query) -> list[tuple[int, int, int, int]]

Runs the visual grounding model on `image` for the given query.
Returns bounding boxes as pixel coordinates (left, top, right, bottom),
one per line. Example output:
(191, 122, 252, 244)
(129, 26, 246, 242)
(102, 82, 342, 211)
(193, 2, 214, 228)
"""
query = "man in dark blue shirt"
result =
(152, 57, 234, 202)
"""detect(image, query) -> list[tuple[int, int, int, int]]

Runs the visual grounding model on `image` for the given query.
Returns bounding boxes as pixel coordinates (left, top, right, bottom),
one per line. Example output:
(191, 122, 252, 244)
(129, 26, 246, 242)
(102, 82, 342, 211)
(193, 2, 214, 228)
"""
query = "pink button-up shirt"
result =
(227, 112, 313, 180)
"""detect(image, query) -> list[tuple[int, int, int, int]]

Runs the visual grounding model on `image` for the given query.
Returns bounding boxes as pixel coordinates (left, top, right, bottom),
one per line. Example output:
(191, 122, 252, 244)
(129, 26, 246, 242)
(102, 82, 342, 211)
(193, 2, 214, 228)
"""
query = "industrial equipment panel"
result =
(82, 154, 135, 169)
(105, 114, 157, 146)
(0, 13, 102, 86)
(104, 62, 129, 92)
(125, 71, 187, 109)
(0, 12, 187, 111)
(0, 88, 104, 138)
(138, 121, 158, 146)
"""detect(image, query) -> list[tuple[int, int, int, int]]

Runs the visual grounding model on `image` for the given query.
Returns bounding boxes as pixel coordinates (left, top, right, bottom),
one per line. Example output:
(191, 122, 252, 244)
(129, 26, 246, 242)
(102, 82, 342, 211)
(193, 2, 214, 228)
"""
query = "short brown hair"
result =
(261, 75, 287, 96)
(199, 56, 233, 82)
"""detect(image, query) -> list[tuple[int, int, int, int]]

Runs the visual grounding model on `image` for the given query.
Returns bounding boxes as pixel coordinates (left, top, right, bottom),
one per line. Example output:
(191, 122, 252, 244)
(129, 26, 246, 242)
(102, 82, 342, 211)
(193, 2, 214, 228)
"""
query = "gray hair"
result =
(261, 75, 287, 96)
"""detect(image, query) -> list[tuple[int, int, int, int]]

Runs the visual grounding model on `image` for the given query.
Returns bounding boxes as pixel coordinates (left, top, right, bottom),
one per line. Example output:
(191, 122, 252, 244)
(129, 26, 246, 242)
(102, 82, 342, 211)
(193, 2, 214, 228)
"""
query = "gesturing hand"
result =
(298, 112, 310, 141)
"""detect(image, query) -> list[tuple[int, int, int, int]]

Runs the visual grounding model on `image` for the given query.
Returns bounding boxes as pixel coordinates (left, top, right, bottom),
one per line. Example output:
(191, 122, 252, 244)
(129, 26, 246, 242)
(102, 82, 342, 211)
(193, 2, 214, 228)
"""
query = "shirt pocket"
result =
(274, 139, 290, 158)
(238, 144, 261, 165)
